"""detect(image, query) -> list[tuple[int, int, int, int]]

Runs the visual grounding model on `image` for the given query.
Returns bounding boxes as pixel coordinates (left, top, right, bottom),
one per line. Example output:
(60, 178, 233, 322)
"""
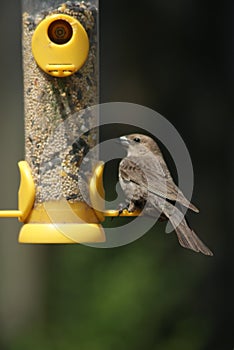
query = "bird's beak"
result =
(119, 136, 129, 146)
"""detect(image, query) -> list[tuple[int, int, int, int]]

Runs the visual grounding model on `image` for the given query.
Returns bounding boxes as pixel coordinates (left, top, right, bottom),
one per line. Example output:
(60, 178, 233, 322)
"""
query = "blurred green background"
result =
(0, 0, 233, 349)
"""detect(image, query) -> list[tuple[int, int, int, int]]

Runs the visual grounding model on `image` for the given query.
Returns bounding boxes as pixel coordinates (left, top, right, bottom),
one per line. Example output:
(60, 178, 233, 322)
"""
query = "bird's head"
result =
(119, 134, 161, 157)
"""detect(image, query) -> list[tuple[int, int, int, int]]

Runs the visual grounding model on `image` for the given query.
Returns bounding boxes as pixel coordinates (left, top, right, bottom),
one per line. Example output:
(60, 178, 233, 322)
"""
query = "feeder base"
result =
(18, 223, 105, 244)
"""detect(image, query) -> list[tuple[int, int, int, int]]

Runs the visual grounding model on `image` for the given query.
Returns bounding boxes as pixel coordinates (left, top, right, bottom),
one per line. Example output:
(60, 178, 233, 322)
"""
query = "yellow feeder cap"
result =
(32, 14, 90, 77)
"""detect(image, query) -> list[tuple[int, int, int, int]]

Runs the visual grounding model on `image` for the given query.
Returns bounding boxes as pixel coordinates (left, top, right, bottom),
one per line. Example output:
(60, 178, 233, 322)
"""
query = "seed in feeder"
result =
(23, 1, 98, 204)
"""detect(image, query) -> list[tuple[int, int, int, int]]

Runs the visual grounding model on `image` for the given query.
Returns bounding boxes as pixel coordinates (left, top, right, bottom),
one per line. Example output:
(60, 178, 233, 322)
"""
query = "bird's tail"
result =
(163, 202, 213, 256)
(175, 224, 213, 256)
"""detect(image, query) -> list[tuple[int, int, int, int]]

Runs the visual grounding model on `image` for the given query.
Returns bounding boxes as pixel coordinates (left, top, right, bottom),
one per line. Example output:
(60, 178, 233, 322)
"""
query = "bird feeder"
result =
(0, 0, 138, 244)
(0, 0, 104, 243)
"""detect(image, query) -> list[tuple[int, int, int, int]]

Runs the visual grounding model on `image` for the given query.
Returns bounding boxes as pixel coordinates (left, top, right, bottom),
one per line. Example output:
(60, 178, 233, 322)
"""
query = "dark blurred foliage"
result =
(0, 0, 233, 349)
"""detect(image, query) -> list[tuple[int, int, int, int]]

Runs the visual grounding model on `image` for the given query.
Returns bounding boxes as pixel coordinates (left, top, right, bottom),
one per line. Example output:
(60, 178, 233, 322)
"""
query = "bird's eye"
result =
(133, 137, 141, 143)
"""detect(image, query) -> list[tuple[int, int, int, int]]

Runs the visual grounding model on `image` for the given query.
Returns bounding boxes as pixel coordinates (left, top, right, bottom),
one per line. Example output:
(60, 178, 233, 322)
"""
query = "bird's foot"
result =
(110, 202, 138, 221)
(127, 202, 137, 213)
(118, 202, 137, 215)
(117, 203, 130, 216)
(110, 203, 129, 221)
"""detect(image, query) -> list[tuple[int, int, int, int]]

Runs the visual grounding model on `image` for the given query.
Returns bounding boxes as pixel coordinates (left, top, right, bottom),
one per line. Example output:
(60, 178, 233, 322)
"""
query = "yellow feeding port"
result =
(32, 13, 89, 77)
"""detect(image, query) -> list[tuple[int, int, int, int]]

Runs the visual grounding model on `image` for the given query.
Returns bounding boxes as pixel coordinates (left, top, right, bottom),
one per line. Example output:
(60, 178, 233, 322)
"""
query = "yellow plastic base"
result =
(0, 160, 106, 244)
(19, 223, 105, 244)
(19, 199, 106, 244)
(0, 160, 140, 245)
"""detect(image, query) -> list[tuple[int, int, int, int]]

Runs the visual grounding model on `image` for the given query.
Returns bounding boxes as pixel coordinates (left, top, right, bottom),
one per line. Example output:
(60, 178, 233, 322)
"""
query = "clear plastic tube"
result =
(22, 0, 98, 15)
(22, 1, 99, 209)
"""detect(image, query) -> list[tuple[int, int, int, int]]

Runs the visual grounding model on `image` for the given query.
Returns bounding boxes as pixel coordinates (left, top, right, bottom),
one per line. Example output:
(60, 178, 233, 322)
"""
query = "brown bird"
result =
(118, 133, 213, 256)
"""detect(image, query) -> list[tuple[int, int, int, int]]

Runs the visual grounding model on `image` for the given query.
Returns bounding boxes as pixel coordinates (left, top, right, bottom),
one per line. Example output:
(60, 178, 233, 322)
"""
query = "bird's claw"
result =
(117, 203, 130, 216)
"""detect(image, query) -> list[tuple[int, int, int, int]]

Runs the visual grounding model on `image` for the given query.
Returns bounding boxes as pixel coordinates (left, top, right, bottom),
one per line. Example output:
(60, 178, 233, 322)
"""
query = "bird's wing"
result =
(146, 154, 199, 212)
(120, 157, 199, 213)
(119, 158, 145, 182)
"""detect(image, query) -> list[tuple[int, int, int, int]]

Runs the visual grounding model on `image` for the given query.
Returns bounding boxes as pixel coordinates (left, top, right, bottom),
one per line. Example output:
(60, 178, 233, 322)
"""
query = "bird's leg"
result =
(117, 198, 143, 217)
(110, 203, 130, 221)
(127, 201, 138, 213)
(117, 202, 130, 216)
(118, 198, 145, 216)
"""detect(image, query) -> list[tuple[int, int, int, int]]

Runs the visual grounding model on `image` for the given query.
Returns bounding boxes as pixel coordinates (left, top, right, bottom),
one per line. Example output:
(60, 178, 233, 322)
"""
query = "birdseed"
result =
(22, 1, 98, 204)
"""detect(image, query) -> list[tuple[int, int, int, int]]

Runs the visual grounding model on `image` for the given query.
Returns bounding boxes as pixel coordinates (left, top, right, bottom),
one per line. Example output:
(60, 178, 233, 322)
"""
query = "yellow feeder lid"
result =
(32, 14, 89, 77)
